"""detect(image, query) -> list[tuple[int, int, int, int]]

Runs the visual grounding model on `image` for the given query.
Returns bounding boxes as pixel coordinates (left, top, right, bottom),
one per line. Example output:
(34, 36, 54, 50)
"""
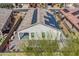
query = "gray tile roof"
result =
(17, 9, 59, 32)
(17, 9, 35, 31)
(0, 8, 12, 30)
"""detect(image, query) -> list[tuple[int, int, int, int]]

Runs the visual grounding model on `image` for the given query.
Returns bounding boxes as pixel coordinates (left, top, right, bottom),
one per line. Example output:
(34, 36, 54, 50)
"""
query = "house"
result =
(65, 3, 79, 8)
(47, 3, 64, 9)
(8, 9, 65, 51)
(0, 8, 14, 46)
(0, 8, 14, 36)
(60, 9, 79, 32)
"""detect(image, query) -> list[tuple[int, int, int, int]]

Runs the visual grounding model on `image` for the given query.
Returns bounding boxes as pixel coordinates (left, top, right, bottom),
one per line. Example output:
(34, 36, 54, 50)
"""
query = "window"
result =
(72, 10, 79, 16)
(31, 32, 34, 38)
(31, 9, 37, 24)
(19, 33, 29, 40)
(42, 32, 45, 38)
(48, 3, 52, 6)
(63, 9, 69, 13)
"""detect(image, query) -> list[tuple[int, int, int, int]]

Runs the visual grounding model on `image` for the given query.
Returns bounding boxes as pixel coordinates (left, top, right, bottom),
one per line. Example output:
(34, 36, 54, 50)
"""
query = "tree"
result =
(0, 4, 14, 9)
(21, 32, 79, 56)
(61, 32, 79, 56)
(21, 35, 61, 56)
(0, 36, 5, 45)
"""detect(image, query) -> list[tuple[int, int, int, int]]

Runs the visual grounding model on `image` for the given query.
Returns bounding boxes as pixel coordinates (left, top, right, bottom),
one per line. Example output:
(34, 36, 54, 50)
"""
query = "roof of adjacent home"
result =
(60, 8, 79, 31)
(0, 8, 12, 30)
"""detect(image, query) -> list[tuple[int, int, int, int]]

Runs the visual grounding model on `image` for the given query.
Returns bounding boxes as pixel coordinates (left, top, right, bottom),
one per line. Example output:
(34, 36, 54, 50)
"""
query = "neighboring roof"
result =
(0, 8, 12, 30)
(17, 9, 59, 32)
(60, 9, 79, 31)
(66, 4, 79, 8)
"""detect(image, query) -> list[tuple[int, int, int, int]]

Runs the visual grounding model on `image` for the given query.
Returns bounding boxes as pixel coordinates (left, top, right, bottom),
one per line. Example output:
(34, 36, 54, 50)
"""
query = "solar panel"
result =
(44, 12, 59, 29)
(31, 9, 37, 24)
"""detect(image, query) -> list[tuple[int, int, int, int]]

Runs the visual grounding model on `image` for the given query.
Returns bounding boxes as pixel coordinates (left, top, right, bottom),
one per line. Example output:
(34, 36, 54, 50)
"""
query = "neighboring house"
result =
(0, 8, 13, 46)
(0, 8, 13, 37)
(47, 3, 64, 9)
(65, 3, 79, 8)
(13, 3, 29, 8)
(60, 9, 79, 32)
(9, 9, 65, 51)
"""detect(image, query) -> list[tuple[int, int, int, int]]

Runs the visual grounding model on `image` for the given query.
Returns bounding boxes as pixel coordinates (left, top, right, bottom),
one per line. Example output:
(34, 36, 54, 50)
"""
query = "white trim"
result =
(17, 24, 61, 40)
(18, 32, 20, 40)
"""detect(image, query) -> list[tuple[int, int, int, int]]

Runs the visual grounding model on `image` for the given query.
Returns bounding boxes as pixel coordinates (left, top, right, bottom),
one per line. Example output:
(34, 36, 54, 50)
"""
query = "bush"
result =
(0, 3, 14, 8)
